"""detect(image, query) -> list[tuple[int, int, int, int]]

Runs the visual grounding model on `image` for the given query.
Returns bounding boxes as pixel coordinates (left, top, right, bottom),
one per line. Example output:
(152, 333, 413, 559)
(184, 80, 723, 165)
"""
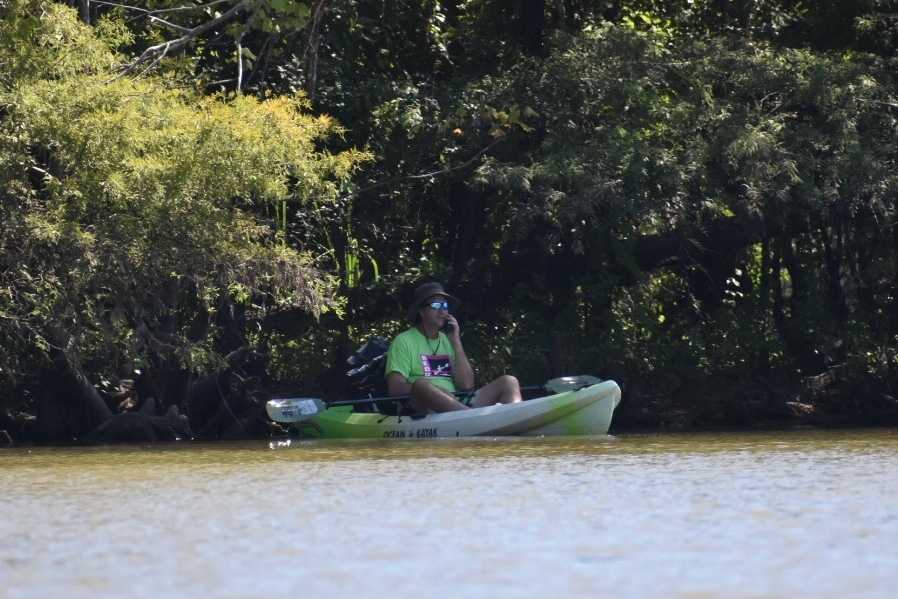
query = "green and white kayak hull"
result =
(294, 380, 621, 439)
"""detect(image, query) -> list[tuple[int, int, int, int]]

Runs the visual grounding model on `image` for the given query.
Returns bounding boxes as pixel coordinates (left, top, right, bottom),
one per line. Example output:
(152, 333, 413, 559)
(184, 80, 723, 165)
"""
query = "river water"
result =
(2, 429, 898, 599)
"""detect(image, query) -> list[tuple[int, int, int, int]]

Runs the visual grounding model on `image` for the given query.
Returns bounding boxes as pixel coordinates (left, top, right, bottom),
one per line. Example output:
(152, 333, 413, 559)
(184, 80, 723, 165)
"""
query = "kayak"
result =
(289, 380, 621, 439)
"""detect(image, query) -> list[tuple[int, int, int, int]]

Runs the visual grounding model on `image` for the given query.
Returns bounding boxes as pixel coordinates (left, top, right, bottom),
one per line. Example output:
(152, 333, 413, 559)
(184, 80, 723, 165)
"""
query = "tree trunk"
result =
(77, 0, 90, 24)
(302, 0, 327, 100)
(890, 218, 898, 335)
(548, 0, 564, 30)
(822, 222, 847, 322)
(448, 183, 486, 280)
(772, 238, 784, 333)
(757, 237, 771, 373)
(36, 341, 111, 441)
(628, 214, 765, 274)
(518, 0, 545, 56)
(777, 236, 826, 374)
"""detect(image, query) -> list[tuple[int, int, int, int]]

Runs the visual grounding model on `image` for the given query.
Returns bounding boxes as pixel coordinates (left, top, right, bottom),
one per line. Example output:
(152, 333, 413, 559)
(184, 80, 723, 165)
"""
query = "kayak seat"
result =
(370, 398, 426, 418)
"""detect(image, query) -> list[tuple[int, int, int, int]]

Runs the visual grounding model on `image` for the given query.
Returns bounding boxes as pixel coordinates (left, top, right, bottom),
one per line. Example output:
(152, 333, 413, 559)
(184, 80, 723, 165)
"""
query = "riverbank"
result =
(3, 367, 898, 447)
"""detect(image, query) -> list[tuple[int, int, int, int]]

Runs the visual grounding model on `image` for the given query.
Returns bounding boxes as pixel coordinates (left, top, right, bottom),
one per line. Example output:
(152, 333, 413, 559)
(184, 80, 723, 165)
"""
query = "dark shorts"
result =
(457, 391, 478, 407)
(408, 390, 477, 412)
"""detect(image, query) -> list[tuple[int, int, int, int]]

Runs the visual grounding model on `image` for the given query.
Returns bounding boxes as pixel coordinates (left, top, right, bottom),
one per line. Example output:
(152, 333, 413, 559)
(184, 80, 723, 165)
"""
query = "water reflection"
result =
(2, 429, 898, 599)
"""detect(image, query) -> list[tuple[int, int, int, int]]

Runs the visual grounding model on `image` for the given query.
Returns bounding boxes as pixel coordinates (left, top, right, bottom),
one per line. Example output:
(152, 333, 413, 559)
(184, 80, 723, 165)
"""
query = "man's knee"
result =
(411, 379, 466, 411)
(497, 374, 520, 390)
(412, 378, 456, 402)
(411, 379, 436, 394)
(410, 379, 434, 410)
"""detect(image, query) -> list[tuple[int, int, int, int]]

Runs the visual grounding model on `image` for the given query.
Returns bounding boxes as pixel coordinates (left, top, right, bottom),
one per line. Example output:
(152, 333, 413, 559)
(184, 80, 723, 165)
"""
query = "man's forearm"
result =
(387, 373, 413, 396)
(452, 342, 475, 390)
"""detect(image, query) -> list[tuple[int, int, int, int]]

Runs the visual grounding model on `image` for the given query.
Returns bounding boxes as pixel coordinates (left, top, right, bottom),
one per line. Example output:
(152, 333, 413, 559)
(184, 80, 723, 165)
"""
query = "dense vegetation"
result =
(2, 0, 898, 443)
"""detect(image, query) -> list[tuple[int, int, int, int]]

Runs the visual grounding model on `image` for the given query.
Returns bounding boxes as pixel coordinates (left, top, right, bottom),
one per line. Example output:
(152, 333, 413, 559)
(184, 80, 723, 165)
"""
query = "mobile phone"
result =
(441, 320, 454, 332)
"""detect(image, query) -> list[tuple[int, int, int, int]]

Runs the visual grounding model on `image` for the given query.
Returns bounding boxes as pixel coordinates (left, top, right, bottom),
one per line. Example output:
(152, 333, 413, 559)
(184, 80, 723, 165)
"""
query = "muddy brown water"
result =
(3, 429, 898, 598)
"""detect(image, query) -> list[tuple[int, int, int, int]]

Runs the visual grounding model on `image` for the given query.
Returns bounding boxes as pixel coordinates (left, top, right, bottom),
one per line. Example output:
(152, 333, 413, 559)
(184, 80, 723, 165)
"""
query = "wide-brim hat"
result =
(406, 281, 459, 323)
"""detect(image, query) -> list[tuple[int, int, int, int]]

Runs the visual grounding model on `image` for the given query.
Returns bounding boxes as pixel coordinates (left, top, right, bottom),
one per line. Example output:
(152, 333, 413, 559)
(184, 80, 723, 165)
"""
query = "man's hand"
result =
(443, 314, 461, 342)
(444, 313, 473, 390)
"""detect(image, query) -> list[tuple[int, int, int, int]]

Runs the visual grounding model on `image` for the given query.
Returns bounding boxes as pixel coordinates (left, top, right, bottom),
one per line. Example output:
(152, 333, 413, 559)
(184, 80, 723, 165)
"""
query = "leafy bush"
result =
(0, 1, 368, 409)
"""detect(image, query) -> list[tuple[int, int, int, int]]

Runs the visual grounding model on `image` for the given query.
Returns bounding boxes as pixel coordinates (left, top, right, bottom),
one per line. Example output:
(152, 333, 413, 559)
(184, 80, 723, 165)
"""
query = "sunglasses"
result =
(426, 300, 450, 311)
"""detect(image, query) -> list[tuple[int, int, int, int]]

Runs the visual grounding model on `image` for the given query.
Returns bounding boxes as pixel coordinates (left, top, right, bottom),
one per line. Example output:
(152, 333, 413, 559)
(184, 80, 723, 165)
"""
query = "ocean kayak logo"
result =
(384, 428, 438, 438)
(421, 354, 452, 378)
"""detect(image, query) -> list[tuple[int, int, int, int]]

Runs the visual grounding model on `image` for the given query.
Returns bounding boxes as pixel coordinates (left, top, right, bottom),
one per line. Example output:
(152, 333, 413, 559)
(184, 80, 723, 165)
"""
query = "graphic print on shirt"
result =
(420, 354, 453, 378)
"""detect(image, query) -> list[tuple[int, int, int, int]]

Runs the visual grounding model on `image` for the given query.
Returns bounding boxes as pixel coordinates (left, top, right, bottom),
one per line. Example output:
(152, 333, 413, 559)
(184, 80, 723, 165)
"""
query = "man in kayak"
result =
(385, 281, 523, 412)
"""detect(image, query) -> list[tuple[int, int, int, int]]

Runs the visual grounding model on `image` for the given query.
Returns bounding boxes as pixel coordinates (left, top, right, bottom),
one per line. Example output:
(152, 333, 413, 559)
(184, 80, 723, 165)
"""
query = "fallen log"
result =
(187, 347, 269, 439)
(86, 402, 192, 443)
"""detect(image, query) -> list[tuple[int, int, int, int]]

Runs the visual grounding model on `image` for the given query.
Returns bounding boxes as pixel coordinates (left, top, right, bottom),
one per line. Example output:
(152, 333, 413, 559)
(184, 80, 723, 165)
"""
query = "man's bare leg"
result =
(471, 375, 522, 408)
(410, 379, 469, 412)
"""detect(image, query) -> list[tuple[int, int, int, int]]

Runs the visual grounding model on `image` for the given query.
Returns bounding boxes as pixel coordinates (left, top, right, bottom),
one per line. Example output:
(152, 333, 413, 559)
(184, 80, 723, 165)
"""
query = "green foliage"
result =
(332, 12, 898, 422)
(5, 0, 898, 430)
(0, 1, 367, 405)
(0, 1, 126, 84)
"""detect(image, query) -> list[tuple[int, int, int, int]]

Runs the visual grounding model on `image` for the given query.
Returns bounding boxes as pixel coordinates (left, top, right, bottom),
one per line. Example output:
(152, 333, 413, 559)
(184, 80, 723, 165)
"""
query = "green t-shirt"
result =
(385, 327, 457, 393)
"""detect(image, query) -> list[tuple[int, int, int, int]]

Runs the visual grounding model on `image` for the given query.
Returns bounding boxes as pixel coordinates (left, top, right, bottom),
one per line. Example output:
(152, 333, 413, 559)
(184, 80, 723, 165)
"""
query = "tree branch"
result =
(91, 0, 232, 18)
(148, 15, 192, 33)
(356, 139, 505, 195)
(236, 34, 244, 92)
(115, 0, 251, 78)
(131, 40, 172, 80)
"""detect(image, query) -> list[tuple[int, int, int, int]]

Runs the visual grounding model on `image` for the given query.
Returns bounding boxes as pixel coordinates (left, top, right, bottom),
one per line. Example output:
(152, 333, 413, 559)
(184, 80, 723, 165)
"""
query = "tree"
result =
(0, 0, 367, 439)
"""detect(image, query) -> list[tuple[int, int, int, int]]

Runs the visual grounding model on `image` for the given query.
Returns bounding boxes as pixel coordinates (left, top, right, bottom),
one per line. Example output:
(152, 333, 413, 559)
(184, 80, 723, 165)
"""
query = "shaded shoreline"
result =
(4, 371, 897, 447)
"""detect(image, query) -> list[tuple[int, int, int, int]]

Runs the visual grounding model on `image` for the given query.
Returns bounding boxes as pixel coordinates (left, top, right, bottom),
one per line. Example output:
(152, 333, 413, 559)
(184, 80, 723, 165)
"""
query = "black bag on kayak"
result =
(344, 336, 390, 411)
(342, 336, 418, 416)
